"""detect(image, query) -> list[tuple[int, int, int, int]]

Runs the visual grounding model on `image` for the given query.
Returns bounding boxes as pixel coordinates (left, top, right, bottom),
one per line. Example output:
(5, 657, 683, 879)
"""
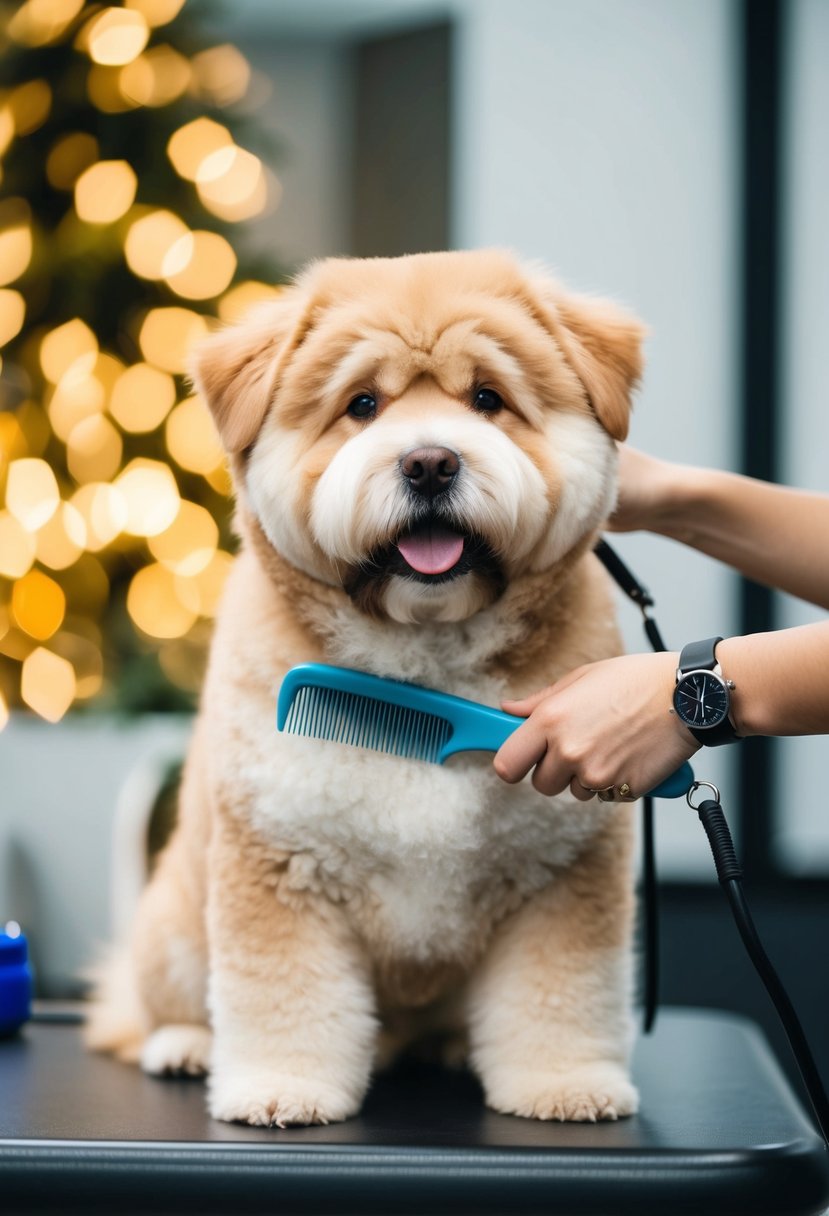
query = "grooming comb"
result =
(277, 663, 693, 799)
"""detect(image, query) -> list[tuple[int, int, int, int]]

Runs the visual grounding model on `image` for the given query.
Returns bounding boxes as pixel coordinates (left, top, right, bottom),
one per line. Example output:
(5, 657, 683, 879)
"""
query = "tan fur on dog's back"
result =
(86, 249, 646, 1126)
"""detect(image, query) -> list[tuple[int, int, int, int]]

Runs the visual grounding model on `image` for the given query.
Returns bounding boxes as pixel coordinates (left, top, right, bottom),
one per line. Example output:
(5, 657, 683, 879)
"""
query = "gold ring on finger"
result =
(597, 787, 616, 802)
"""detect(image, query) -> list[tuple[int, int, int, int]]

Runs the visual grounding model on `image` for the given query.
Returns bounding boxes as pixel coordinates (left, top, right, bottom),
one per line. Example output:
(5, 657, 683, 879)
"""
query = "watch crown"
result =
(726, 679, 736, 690)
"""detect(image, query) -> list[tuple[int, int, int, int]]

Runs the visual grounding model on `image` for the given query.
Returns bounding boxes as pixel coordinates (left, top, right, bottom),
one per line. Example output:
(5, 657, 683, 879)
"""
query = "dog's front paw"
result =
(209, 1072, 360, 1127)
(484, 1062, 639, 1122)
(141, 1024, 212, 1077)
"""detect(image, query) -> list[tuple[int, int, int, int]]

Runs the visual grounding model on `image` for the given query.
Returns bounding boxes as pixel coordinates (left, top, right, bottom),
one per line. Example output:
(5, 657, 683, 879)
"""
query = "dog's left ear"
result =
(189, 287, 314, 454)
(527, 280, 647, 442)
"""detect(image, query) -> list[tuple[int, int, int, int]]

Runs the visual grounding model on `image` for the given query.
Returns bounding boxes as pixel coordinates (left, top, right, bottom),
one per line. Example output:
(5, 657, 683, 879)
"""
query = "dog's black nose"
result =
(401, 447, 459, 498)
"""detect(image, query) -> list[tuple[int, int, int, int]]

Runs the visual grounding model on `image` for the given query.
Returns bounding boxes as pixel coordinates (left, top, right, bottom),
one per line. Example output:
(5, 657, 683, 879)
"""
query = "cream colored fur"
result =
(85, 249, 646, 1127)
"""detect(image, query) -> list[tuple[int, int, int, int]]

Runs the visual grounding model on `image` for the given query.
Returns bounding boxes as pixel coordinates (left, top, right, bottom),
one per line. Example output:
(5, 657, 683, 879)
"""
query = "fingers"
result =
(500, 685, 556, 717)
(493, 718, 550, 784)
(570, 777, 596, 802)
(501, 668, 587, 716)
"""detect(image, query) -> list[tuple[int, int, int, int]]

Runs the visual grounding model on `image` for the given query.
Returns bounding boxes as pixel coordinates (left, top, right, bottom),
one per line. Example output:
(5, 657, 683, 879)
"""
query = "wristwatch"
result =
(673, 636, 740, 746)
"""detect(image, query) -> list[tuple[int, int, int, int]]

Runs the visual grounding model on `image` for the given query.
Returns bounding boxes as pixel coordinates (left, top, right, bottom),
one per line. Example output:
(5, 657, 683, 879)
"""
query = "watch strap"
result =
(695, 714, 739, 746)
(678, 636, 723, 675)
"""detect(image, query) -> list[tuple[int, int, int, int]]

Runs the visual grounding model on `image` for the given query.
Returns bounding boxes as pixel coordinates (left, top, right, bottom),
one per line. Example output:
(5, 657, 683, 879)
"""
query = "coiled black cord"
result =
(696, 795, 829, 1144)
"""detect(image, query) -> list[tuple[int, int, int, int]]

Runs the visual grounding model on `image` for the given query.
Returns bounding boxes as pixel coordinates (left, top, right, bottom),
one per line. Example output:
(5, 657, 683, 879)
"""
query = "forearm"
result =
(718, 623, 829, 737)
(654, 467, 829, 610)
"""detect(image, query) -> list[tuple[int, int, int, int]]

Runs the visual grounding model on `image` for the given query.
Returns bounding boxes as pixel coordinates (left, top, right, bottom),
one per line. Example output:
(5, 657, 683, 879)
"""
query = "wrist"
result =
(651, 465, 717, 544)
(714, 636, 766, 738)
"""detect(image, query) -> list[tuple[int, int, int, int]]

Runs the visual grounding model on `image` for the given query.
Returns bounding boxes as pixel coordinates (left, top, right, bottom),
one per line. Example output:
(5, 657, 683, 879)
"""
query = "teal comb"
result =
(277, 663, 693, 799)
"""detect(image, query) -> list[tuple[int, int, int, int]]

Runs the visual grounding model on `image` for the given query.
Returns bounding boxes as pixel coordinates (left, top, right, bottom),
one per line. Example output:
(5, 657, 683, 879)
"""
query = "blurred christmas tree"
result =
(0, 0, 285, 723)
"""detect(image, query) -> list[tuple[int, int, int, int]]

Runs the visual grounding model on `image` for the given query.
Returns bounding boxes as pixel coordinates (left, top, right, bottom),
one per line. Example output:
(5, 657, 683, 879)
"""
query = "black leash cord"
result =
(595, 538, 829, 1143)
(696, 795, 829, 1144)
(593, 539, 663, 1033)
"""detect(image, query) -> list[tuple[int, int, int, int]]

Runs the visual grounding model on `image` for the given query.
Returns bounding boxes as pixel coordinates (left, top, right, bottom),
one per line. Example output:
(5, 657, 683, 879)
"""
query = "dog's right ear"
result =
(189, 287, 313, 454)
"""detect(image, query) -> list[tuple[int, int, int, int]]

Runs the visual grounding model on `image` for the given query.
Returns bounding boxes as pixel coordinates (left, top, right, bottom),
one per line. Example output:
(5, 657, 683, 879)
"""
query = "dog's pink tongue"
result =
(397, 528, 464, 575)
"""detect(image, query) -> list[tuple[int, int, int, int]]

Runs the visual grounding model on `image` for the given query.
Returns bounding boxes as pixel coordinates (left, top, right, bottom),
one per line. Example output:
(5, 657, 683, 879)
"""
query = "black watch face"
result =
(673, 671, 729, 729)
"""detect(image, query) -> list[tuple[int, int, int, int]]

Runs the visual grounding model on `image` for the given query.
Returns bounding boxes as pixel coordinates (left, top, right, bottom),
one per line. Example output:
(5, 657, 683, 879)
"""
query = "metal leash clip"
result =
(686, 780, 722, 809)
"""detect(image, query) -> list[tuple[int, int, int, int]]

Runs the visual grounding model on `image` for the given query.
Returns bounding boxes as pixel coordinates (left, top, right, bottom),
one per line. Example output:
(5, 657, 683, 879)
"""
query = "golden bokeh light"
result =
(87, 7, 149, 66)
(6, 458, 60, 530)
(87, 63, 139, 113)
(125, 0, 186, 27)
(204, 463, 232, 495)
(191, 44, 251, 107)
(124, 209, 189, 280)
(218, 280, 282, 325)
(40, 318, 98, 383)
(138, 306, 209, 373)
(46, 132, 99, 190)
(175, 549, 234, 617)
(35, 501, 87, 570)
(66, 413, 123, 483)
(0, 108, 14, 158)
(0, 290, 26, 346)
(12, 570, 66, 640)
(167, 116, 231, 181)
(109, 362, 176, 432)
(92, 352, 126, 400)
(21, 647, 76, 723)
(0, 512, 37, 579)
(15, 401, 51, 460)
(74, 160, 138, 224)
(7, 0, 84, 47)
(6, 79, 52, 136)
(163, 230, 237, 299)
(195, 145, 267, 222)
(115, 458, 180, 536)
(127, 562, 197, 638)
(165, 394, 224, 477)
(0, 411, 27, 464)
(47, 367, 106, 441)
(0, 216, 32, 287)
(71, 482, 127, 551)
(119, 44, 191, 107)
(50, 630, 103, 699)
(0, 626, 36, 662)
(148, 500, 218, 576)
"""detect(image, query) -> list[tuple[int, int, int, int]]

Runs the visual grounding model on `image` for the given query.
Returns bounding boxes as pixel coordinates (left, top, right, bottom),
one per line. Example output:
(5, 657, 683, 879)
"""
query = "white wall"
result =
(242, 39, 354, 270)
(776, 0, 829, 873)
(0, 716, 191, 993)
(451, 0, 740, 875)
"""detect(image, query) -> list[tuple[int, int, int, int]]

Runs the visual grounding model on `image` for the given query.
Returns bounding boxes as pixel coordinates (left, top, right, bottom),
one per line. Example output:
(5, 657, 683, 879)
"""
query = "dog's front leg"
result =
(206, 820, 377, 1127)
(467, 814, 639, 1122)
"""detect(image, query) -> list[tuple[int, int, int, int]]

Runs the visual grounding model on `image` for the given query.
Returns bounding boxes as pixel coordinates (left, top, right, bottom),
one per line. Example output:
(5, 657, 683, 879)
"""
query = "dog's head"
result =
(191, 250, 645, 623)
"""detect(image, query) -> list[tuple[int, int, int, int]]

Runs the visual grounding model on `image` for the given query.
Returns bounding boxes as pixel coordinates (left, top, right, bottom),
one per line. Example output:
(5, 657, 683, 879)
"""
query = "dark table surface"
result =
(1, 1007, 827, 1215)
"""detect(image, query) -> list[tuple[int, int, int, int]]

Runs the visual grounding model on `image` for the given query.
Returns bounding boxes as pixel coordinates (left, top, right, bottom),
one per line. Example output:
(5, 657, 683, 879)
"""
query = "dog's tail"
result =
(82, 748, 187, 1062)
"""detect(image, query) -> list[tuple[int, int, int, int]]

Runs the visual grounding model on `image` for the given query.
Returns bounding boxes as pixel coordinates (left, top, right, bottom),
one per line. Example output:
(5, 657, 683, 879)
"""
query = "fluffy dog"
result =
(86, 249, 645, 1127)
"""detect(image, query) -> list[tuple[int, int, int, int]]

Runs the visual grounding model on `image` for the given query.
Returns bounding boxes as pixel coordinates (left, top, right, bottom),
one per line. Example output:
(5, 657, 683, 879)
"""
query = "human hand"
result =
(606, 446, 683, 535)
(493, 652, 699, 800)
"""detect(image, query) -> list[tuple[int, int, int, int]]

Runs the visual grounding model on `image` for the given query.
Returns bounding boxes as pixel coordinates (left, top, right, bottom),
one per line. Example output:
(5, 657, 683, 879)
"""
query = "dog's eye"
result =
(347, 394, 377, 420)
(473, 388, 504, 413)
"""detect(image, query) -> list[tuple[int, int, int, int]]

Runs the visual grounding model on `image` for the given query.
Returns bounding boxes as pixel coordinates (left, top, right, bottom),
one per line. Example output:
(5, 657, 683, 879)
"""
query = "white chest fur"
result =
(209, 602, 610, 964)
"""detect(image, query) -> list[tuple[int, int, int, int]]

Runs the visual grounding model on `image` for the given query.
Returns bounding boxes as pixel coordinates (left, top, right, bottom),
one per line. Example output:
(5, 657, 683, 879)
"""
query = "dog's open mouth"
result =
(343, 514, 505, 606)
(395, 522, 465, 577)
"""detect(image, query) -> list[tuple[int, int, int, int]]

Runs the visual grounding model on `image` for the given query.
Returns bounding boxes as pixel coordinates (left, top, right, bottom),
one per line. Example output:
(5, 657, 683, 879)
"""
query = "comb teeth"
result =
(282, 685, 452, 764)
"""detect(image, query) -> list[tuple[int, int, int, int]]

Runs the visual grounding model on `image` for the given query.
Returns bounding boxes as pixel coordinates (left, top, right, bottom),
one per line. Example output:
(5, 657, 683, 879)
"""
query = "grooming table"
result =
(1, 1008, 827, 1216)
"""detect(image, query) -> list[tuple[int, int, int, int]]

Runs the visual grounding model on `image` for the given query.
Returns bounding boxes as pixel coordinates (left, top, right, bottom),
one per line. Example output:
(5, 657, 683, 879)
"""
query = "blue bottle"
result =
(0, 922, 33, 1037)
